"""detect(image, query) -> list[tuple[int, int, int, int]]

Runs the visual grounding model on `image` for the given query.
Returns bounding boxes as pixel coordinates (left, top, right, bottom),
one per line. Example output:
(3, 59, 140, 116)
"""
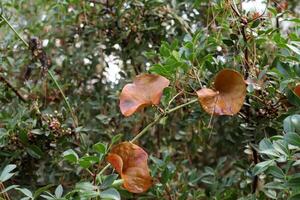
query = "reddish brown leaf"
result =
(119, 74, 170, 116)
(196, 69, 246, 116)
(107, 142, 152, 193)
(294, 85, 300, 97)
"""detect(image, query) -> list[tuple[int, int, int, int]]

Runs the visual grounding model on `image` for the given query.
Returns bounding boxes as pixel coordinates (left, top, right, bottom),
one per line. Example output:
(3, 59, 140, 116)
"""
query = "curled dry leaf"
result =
(119, 74, 170, 116)
(106, 142, 152, 193)
(196, 69, 246, 116)
(294, 85, 300, 97)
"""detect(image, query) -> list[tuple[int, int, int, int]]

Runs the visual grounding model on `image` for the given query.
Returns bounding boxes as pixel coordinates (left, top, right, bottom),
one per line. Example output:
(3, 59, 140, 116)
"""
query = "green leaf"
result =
(75, 182, 97, 191)
(230, 33, 239, 41)
(100, 174, 119, 189)
(159, 43, 171, 57)
(93, 142, 106, 154)
(16, 188, 33, 198)
(286, 88, 300, 107)
(0, 164, 17, 182)
(78, 156, 99, 169)
(284, 132, 300, 147)
(288, 174, 300, 188)
(55, 185, 63, 198)
(111, 134, 122, 145)
(259, 138, 273, 151)
(273, 140, 289, 156)
(0, 185, 19, 194)
(99, 188, 120, 200)
(284, 115, 300, 133)
(287, 44, 300, 55)
(63, 149, 79, 163)
(262, 189, 277, 199)
(222, 39, 234, 46)
(253, 160, 275, 175)
(251, 20, 260, 28)
(95, 114, 111, 125)
(26, 145, 43, 159)
(33, 184, 55, 199)
(267, 166, 285, 179)
(264, 182, 286, 190)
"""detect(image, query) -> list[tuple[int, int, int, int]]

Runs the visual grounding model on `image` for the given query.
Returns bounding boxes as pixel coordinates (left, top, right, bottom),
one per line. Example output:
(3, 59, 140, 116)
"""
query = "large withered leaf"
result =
(196, 69, 246, 115)
(106, 142, 152, 193)
(119, 74, 170, 116)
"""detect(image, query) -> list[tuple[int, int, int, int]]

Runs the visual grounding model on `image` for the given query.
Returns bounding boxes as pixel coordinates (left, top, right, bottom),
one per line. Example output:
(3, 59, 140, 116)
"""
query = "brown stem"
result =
(241, 24, 250, 79)
(0, 182, 11, 200)
(0, 75, 27, 102)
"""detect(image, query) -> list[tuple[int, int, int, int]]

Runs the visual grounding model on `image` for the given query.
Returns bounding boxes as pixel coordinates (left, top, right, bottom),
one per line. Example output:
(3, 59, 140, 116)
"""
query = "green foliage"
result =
(0, 0, 299, 199)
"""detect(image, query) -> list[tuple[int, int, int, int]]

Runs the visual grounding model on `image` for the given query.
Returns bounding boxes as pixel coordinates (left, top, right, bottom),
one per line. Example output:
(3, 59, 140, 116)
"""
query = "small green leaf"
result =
(100, 174, 118, 189)
(63, 149, 79, 163)
(273, 140, 289, 156)
(100, 188, 120, 200)
(286, 88, 300, 107)
(262, 189, 277, 199)
(222, 39, 234, 46)
(287, 174, 300, 188)
(267, 166, 285, 179)
(93, 142, 106, 154)
(0, 184, 19, 194)
(111, 134, 122, 145)
(55, 185, 63, 198)
(284, 115, 300, 133)
(253, 160, 274, 175)
(230, 33, 239, 41)
(287, 44, 300, 55)
(33, 184, 55, 199)
(78, 156, 99, 168)
(26, 145, 43, 159)
(16, 188, 33, 198)
(251, 20, 260, 28)
(264, 182, 286, 190)
(0, 164, 17, 182)
(284, 132, 300, 147)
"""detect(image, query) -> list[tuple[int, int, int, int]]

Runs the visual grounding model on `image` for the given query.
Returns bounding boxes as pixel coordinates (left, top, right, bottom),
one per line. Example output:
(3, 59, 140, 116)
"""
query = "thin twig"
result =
(208, 95, 219, 128)
(0, 75, 26, 102)
(0, 14, 29, 47)
(48, 70, 78, 127)
(97, 98, 199, 176)
(0, 183, 11, 200)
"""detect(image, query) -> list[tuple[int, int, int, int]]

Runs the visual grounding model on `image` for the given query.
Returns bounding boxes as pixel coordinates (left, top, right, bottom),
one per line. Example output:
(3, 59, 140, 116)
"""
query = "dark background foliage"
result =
(0, 0, 300, 199)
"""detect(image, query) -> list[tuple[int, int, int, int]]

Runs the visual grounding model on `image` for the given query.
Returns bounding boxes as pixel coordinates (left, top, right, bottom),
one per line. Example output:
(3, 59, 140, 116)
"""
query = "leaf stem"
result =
(165, 98, 198, 114)
(0, 14, 29, 48)
(97, 98, 198, 176)
(47, 70, 78, 127)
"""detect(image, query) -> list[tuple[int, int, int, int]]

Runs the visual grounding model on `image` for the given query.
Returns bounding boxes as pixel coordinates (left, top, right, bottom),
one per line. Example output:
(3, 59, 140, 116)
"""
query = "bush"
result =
(0, 0, 300, 199)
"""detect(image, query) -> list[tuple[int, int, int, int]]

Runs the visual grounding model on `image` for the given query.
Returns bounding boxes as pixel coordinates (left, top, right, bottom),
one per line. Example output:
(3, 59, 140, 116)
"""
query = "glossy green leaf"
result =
(0, 164, 16, 182)
(284, 132, 300, 147)
(63, 149, 79, 163)
(99, 188, 120, 200)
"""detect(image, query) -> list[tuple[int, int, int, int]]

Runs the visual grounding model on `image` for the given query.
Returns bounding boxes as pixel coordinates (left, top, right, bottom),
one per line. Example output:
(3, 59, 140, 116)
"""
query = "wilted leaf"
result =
(106, 142, 152, 193)
(294, 85, 300, 97)
(119, 74, 170, 116)
(196, 69, 246, 115)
